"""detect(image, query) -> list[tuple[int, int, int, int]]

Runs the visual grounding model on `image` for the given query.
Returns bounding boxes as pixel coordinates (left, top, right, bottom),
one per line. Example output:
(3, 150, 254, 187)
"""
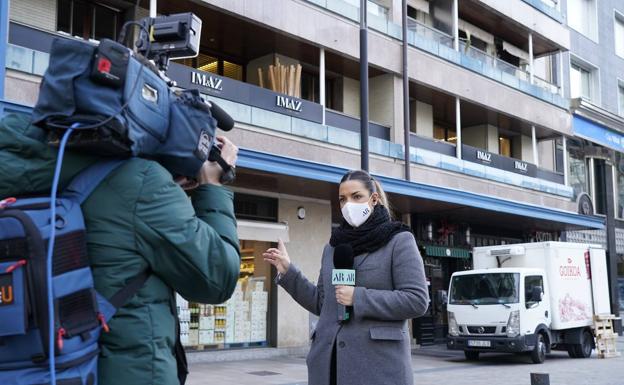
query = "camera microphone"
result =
(206, 101, 234, 132)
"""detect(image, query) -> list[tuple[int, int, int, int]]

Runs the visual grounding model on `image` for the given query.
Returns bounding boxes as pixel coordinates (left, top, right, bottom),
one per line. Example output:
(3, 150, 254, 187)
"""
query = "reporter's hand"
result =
(335, 286, 354, 306)
(196, 136, 238, 186)
(263, 239, 291, 275)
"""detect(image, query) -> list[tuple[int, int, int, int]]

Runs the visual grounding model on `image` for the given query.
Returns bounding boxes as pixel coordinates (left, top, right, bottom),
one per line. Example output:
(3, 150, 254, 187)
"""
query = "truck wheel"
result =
(464, 351, 480, 361)
(530, 334, 546, 364)
(567, 345, 578, 358)
(577, 330, 593, 358)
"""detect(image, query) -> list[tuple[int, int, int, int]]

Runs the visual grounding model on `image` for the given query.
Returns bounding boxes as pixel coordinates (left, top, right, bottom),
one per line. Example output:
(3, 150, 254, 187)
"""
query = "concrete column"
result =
(559, 51, 565, 97)
(455, 97, 462, 159)
(531, 125, 539, 166)
(453, 0, 459, 51)
(529, 32, 534, 84)
(562, 136, 568, 185)
(320, 47, 326, 125)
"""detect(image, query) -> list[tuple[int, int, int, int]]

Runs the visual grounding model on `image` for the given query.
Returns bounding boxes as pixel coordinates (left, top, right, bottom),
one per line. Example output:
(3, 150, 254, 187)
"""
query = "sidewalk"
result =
(187, 338, 624, 385)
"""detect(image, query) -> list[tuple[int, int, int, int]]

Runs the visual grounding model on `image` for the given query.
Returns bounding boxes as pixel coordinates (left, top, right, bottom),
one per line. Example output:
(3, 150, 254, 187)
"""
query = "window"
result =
(568, 145, 588, 199)
(615, 152, 624, 218)
(177, 54, 244, 82)
(525, 275, 544, 307)
(567, 0, 597, 40)
(615, 13, 624, 58)
(57, 0, 121, 41)
(619, 83, 624, 116)
(499, 136, 512, 157)
(570, 61, 595, 101)
(433, 122, 456, 144)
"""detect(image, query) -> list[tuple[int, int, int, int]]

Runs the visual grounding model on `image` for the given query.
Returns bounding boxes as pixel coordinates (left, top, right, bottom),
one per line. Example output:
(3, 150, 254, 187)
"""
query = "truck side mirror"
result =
(530, 286, 543, 303)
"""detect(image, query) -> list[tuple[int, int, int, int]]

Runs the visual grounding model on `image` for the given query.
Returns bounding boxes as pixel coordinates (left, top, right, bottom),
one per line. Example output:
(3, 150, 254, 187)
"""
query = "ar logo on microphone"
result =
(332, 269, 356, 285)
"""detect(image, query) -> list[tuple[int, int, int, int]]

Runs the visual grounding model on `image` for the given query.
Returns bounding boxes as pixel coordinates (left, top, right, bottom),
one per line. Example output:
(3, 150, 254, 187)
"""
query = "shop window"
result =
(615, 153, 624, 218)
(57, 0, 121, 41)
(179, 239, 274, 349)
(234, 194, 278, 222)
(499, 136, 512, 157)
(177, 54, 244, 81)
(593, 158, 607, 215)
(433, 122, 456, 144)
(568, 146, 588, 199)
(300, 71, 336, 108)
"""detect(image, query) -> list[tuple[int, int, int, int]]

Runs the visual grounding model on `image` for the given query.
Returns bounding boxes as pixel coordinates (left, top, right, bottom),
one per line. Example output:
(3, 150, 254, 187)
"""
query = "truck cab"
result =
(447, 268, 551, 363)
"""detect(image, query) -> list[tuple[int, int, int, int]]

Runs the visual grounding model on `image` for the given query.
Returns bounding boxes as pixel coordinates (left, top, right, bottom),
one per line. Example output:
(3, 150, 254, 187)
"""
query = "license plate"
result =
(467, 340, 491, 348)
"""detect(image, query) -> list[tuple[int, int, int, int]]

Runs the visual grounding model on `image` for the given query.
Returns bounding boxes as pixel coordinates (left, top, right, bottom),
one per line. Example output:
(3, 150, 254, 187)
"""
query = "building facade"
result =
(0, 0, 613, 357)
(560, 0, 624, 317)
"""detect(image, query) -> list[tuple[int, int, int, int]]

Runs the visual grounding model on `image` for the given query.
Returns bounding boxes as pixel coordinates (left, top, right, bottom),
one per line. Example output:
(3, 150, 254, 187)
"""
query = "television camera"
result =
(32, 12, 236, 184)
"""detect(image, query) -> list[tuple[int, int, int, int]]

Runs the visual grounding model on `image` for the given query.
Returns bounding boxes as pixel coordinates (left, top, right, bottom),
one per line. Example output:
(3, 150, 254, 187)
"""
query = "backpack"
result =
(0, 155, 149, 385)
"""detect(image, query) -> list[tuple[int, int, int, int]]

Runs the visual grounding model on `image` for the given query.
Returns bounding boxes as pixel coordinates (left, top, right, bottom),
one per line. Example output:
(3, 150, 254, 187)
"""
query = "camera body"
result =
(137, 13, 202, 67)
(32, 13, 235, 182)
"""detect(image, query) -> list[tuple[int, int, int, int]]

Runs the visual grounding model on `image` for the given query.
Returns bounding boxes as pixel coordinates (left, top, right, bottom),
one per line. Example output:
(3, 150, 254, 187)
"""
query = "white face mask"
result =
(341, 199, 373, 228)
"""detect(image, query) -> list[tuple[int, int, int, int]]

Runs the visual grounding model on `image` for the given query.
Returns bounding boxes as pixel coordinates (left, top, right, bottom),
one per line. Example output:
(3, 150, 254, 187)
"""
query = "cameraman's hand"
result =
(197, 136, 238, 186)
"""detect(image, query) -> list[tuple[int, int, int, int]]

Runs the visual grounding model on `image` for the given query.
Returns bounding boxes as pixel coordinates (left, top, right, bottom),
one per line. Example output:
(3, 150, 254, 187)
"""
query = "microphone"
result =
(206, 101, 234, 131)
(332, 244, 355, 322)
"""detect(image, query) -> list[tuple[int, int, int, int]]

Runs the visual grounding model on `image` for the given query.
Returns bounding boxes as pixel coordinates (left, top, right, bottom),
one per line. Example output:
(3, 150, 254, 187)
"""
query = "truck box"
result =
(473, 242, 610, 331)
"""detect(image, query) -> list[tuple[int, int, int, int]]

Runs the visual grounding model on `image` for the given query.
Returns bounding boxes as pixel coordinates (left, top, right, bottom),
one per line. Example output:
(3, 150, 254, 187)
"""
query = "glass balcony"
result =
(520, 0, 563, 22)
(302, 0, 566, 109)
(6, 44, 49, 76)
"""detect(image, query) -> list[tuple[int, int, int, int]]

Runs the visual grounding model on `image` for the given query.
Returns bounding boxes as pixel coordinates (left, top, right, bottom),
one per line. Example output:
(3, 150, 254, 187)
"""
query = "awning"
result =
(237, 220, 290, 243)
(238, 148, 604, 231)
(424, 246, 471, 259)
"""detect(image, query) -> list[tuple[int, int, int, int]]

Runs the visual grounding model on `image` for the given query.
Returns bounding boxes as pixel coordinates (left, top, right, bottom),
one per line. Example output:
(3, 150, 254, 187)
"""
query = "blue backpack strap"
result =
(63, 160, 126, 204)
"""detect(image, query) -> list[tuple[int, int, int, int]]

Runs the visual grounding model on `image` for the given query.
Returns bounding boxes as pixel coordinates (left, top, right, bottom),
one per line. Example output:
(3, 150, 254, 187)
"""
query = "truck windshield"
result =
(450, 273, 520, 305)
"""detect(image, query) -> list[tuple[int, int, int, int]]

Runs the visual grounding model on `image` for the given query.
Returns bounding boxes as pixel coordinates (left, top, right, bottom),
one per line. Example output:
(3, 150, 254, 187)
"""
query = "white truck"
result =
(446, 242, 611, 363)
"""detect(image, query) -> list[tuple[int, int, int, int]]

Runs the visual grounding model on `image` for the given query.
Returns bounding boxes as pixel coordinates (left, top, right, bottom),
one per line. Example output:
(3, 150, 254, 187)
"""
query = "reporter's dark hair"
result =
(340, 170, 391, 212)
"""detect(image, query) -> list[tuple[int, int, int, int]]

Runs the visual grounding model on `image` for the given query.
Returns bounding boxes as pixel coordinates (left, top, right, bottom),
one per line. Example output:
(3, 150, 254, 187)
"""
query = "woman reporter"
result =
(264, 170, 429, 385)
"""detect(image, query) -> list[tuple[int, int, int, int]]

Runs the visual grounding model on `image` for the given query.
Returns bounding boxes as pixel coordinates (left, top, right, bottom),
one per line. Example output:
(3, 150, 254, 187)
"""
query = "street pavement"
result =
(187, 337, 624, 385)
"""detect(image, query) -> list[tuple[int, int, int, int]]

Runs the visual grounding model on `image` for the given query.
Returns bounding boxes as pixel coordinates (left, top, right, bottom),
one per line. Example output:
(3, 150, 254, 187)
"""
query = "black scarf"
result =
(329, 205, 411, 257)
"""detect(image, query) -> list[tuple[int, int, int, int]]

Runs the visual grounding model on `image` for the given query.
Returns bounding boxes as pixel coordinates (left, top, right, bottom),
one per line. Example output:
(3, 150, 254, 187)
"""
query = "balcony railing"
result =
(458, 40, 560, 95)
(6, 44, 49, 76)
(302, 0, 566, 109)
(520, 0, 563, 22)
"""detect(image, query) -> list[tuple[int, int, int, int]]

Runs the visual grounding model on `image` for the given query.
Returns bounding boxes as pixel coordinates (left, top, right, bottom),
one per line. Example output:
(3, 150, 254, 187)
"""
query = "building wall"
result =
(564, 0, 624, 116)
(412, 100, 434, 138)
(276, 198, 332, 347)
(463, 124, 499, 152)
(538, 139, 556, 171)
(342, 76, 360, 117)
(4, 70, 40, 106)
(370, 73, 395, 127)
(9, 0, 56, 32)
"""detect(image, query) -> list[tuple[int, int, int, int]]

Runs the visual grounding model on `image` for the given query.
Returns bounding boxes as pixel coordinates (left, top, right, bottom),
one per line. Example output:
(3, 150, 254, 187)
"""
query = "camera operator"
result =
(0, 113, 241, 385)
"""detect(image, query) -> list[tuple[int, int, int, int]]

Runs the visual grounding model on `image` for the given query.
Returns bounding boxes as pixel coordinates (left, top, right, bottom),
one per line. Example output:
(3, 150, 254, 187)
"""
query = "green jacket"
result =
(0, 113, 241, 385)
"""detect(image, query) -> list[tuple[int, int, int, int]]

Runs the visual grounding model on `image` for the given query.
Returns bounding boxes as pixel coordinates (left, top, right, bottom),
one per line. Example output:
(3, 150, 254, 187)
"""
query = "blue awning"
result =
(238, 148, 604, 230)
(573, 115, 624, 153)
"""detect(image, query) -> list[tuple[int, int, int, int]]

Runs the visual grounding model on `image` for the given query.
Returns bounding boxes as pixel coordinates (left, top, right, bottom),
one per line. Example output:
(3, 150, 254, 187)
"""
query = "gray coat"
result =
(278, 231, 429, 385)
